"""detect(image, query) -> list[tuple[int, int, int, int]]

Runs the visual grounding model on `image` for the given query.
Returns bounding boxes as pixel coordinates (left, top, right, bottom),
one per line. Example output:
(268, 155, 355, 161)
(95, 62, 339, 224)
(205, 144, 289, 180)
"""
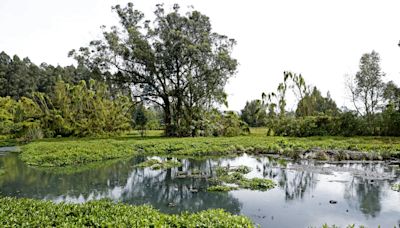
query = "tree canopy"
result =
(69, 3, 237, 136)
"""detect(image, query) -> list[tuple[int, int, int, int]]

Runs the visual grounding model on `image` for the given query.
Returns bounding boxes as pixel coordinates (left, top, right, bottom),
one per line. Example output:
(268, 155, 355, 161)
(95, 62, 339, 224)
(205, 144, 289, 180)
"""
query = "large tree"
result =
(69, 3, 237, 136)
(348, 51, 385, 116)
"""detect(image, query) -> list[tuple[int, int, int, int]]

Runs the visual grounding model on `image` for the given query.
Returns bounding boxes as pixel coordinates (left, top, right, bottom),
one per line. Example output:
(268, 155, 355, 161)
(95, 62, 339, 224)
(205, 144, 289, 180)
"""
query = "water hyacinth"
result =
(0, 197, 254, 227)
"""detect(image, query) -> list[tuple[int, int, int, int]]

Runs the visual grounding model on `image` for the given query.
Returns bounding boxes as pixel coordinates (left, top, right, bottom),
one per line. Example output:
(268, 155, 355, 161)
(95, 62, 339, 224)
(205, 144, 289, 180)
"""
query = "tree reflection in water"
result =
(0, 154, 242, 214)
(261, 157, 317, 201)
(342, 163, 387, 218)
(0, 152, 398, 220)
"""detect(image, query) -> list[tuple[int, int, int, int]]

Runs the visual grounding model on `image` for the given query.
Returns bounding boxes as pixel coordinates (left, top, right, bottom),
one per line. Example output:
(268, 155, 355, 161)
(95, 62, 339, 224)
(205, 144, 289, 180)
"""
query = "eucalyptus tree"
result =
(0, 52, 39, 99)
(348, 51, 385, 116)
(69, 3, 237, 136)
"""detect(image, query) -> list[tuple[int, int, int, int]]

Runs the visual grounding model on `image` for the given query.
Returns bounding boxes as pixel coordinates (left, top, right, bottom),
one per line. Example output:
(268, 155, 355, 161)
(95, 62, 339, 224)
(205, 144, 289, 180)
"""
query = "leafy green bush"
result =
(0, 197, 254, 227)
(192, 110, 250, 137)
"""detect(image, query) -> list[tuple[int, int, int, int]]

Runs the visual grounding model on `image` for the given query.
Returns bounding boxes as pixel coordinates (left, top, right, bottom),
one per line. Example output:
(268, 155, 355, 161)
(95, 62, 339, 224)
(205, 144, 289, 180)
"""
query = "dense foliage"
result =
(249, 52, 400, 137)
(70, 3, 237, 136)
(241, 99, 267, 127)
(0, 197, 254, 227)
(0, 80, 132, 140)
(0, 51, 107, 99)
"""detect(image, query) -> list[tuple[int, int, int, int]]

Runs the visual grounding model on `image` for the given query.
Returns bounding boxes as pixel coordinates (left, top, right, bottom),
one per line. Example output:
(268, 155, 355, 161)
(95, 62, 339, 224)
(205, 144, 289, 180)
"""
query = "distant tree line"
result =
(241, 51, 400, 136)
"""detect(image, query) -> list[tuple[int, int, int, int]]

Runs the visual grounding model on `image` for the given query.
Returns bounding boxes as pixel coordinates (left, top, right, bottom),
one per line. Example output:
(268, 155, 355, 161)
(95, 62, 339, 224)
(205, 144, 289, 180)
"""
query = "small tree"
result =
(296, 87, 339, 117)
(133, 104, 148, 137)
(347, 51, 385, 117)
(240, 100, 267, 127)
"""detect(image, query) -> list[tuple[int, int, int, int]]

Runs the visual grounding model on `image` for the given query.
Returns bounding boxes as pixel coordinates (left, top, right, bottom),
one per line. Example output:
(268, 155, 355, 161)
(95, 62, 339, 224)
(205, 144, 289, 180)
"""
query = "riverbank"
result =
(16, 131, 400, 168)
(0, 197, 254, 227)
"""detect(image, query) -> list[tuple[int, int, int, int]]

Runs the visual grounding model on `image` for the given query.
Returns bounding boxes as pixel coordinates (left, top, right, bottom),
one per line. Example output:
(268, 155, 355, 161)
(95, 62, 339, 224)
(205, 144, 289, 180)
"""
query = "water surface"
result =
(0, 150, 399, 227)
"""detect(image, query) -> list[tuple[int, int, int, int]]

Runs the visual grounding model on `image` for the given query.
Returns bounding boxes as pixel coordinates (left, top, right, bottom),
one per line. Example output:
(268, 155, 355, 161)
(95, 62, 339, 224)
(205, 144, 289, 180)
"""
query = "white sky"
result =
(1, 0, 400, 111)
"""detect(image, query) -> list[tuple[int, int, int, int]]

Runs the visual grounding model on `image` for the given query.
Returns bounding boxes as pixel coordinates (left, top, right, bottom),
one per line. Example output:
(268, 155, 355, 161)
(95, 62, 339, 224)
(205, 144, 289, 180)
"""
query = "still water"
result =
(0, 149, 399, 227)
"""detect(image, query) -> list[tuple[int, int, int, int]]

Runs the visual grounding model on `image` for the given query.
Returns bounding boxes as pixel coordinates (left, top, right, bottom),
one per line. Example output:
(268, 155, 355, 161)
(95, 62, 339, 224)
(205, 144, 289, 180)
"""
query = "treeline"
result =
(241, 51, 400, 136)
(0, 3, 253, 139)
(0, 50, 248, 140)
(0, 80, 132, 140)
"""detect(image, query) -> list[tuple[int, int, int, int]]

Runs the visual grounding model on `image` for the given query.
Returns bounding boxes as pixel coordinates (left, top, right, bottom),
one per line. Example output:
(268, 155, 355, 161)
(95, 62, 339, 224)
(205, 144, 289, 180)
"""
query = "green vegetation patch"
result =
(239, 178, 276, 191)
(20, 134, 400, 168)
(0, 169, 5, 176)
(207, 185, 239, 192)
(133, 135, 400, 159)
(210, 166, 276, 191)
(392, 183, 400, 192)
(20, 139, 135, 167)
(231, 165, 252, 174)
(0, 139, 17, 147)
(135, 159, 182, 170)
(0, 197, 254, 227)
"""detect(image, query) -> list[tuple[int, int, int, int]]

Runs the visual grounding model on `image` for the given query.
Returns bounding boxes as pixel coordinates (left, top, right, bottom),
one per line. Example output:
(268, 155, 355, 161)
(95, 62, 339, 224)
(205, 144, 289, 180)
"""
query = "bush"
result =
(194, 110, 250, 137)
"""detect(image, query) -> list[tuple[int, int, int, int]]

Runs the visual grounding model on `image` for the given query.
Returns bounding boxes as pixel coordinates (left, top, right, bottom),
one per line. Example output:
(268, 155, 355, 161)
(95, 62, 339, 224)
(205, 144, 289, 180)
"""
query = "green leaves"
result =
(392, 183, 400, 192)
(71, 3, 238, 137)
(21, 139, 135, 167)
(0, 197, 254, 227)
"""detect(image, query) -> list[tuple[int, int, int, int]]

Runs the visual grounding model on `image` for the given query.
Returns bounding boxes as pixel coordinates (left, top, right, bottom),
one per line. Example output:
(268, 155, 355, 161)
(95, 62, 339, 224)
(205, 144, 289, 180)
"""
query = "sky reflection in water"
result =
(0, 151, 399, 227)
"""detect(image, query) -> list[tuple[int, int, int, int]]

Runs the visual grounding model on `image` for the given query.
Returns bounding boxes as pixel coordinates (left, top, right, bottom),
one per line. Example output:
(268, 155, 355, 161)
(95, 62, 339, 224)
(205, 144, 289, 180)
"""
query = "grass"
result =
(17, 129, 400, 168)
(135, 158, 182, 170)
(0, 197, 254, 227)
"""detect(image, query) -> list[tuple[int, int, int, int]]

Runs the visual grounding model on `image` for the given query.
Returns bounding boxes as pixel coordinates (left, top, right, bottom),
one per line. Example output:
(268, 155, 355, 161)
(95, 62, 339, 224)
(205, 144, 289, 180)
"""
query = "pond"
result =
(0, 149, 399, 227)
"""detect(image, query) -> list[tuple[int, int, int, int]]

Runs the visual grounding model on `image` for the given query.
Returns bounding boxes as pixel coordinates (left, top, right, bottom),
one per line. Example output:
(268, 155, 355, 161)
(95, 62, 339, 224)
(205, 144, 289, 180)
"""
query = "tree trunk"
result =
(163, 98, 174, 136)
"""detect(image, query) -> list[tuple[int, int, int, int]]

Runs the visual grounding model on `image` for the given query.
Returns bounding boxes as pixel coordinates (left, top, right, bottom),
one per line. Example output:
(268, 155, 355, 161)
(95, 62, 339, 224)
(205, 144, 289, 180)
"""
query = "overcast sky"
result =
(1, 0, 400, 111)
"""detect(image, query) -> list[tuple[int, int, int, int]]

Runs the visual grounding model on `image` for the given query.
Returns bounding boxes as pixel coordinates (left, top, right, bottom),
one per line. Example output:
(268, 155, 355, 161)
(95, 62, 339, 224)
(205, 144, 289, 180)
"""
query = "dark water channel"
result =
(0, 148, 399, 227)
